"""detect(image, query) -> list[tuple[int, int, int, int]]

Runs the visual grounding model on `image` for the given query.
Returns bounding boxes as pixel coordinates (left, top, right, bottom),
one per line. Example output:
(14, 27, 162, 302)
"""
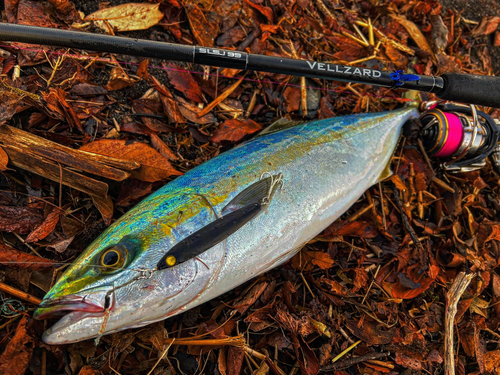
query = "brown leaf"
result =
(216, 26, 246, 47)
(85, 3, 164, 32)
(0, 90, 18, 123)
(385, 44, 408, 69)
(283, 87, 301, 112)
(177, 96, 217, 124)
(70, 83, 108, 97)
(346, 320, 396, 345)
(150, 134, 178, 161)
(243, 0, 273, 23)
(295, 336, 319, 375)
(320, 277, 349, 296)
(227, 347, 244, 375)
(495, 31, 500, 47)
(47, 0, 81, 22)
(43, 88, 83, 131)
(211, 119, 262, 142)
(106, 66, 137, 91)
(390, 174, 408, 191)
(415, 172, 427, 191)
(25, 207, 61, 243)
(395, 352, 422, 371)
(80, 140, 182, 182)
(91, 195, 114, 226)
(473, 16, 500, 37)
(0, 242, 57, 270)
(0, 206, 43, 234)
(384, 264, 439, 299)
(136, 59, 149, 79)
(234, 282, 268, 314)
(165, 63, 204, 103)
(307, 251, 334, 269)
(0, 317, 35, 375)
(0, 147, 8, 171)
(485, 350, 500, 373)
(116, 179, 152, 207)
(184, 2, 219, 47)
(77, 366, 100, 375)
(326, 36, 366, 62)
(352, 267, 369, 292)
(47, 237, 74, 253)
(324, 220, 378, 238)
(390, 15, 435, 61)
(131, 98, 170, 132)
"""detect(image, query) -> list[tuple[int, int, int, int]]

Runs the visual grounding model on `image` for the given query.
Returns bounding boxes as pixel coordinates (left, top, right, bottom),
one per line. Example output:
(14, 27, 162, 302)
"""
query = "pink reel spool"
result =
(421, 109, 464, 158)
(433, 111, 464, 157)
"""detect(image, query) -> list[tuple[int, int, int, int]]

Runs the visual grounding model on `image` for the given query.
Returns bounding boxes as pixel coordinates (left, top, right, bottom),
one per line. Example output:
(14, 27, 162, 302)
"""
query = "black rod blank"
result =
(1, 23, 500, 107)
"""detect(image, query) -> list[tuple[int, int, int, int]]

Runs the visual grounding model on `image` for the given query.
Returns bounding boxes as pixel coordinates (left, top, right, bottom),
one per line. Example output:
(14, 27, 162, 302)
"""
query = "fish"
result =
(35, 106, 419, 344)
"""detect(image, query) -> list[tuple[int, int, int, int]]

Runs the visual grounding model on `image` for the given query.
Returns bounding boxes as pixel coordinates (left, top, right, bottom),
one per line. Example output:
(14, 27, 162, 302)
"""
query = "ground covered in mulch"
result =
(1, 0, 500, 374)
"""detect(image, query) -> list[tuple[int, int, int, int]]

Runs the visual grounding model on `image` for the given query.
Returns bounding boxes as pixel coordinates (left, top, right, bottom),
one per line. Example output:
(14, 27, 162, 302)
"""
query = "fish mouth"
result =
(34, 293, 110, 320)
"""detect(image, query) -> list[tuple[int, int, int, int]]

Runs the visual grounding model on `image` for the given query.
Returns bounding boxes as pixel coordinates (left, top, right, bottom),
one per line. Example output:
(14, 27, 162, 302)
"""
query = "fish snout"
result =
(34, 286, 114, 320)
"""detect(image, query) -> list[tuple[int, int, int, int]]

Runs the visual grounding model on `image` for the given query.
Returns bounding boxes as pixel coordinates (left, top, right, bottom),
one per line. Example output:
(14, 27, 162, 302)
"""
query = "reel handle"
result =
(437, 73, 500, 108)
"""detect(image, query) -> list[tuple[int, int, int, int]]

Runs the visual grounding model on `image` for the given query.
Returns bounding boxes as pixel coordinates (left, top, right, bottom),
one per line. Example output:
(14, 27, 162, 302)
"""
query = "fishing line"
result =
(0, 260, 160, 275)
(0, 43, 412, 103)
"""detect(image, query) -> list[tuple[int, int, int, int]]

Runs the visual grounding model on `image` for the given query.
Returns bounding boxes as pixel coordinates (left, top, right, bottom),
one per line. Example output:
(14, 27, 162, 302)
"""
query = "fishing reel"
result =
(419, 102, 500, 173)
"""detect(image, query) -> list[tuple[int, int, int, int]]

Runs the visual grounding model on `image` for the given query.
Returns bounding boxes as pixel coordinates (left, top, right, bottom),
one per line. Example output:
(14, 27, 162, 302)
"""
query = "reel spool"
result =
(419, 103, 500, 173)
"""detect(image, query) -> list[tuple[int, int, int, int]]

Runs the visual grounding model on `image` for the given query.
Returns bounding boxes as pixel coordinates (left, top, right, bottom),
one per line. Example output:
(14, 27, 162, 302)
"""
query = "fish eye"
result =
(98, 245, 128, 272)
(102, 250, 119, 266)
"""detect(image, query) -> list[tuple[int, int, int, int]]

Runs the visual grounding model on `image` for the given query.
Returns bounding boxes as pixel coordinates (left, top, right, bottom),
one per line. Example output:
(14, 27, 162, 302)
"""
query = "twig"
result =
(331, 340, 361, 363)
(162, 336, 245, 347)
(444, 272, 475, 375)
(300, 272, 315, 299)
(0, 281, 42, 305)
(147, 339, 174, 375)
(392, 185, 425, 255)
(198, 74, 246, 117)
(320, 352, 389, 372)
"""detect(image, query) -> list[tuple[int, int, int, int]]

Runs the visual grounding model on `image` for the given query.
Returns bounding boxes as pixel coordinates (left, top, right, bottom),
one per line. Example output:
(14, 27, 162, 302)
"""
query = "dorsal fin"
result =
(257, 118, 305, 137)
(221, 174, 282, 215)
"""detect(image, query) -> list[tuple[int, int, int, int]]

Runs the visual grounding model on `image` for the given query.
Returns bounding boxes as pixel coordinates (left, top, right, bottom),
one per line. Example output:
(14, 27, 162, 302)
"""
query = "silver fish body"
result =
(37, 107, 419, 344)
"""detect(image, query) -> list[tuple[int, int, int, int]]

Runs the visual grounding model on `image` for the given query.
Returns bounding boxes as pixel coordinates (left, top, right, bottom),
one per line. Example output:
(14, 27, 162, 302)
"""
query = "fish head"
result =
(35, 192, 227, 345)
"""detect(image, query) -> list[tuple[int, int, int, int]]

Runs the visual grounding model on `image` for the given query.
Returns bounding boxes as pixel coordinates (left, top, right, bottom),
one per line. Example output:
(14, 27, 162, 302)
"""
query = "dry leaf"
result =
(136, 59, 149, 79)
(106, 65, 137, 91)
(150, 134, 178, 161)
(0, 147, 8, 171)
(306, 251, 334, 269)
(242, 0, 273, 23)
(85, 3, 164, 32)
(91, 195, 114, 226)
(0, 206, 43, 234)
(77, 366, 100, 375)
(485, 350, 500, 374)
(25, 207, 61, 243)
(390, 15, 435, 62)
(211, 119, 262, 142)
(80, 140, 182, 182)
(0, 243, 57, 270)
(165, 63, 204, 103)
(184, 2, 218, 47)
(0, 317, 35, 375)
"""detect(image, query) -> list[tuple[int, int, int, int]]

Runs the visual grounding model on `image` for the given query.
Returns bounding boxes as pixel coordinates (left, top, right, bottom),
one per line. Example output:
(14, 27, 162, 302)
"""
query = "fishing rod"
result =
(1, 23, 500, 174)
(1, 23, 500, 108)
